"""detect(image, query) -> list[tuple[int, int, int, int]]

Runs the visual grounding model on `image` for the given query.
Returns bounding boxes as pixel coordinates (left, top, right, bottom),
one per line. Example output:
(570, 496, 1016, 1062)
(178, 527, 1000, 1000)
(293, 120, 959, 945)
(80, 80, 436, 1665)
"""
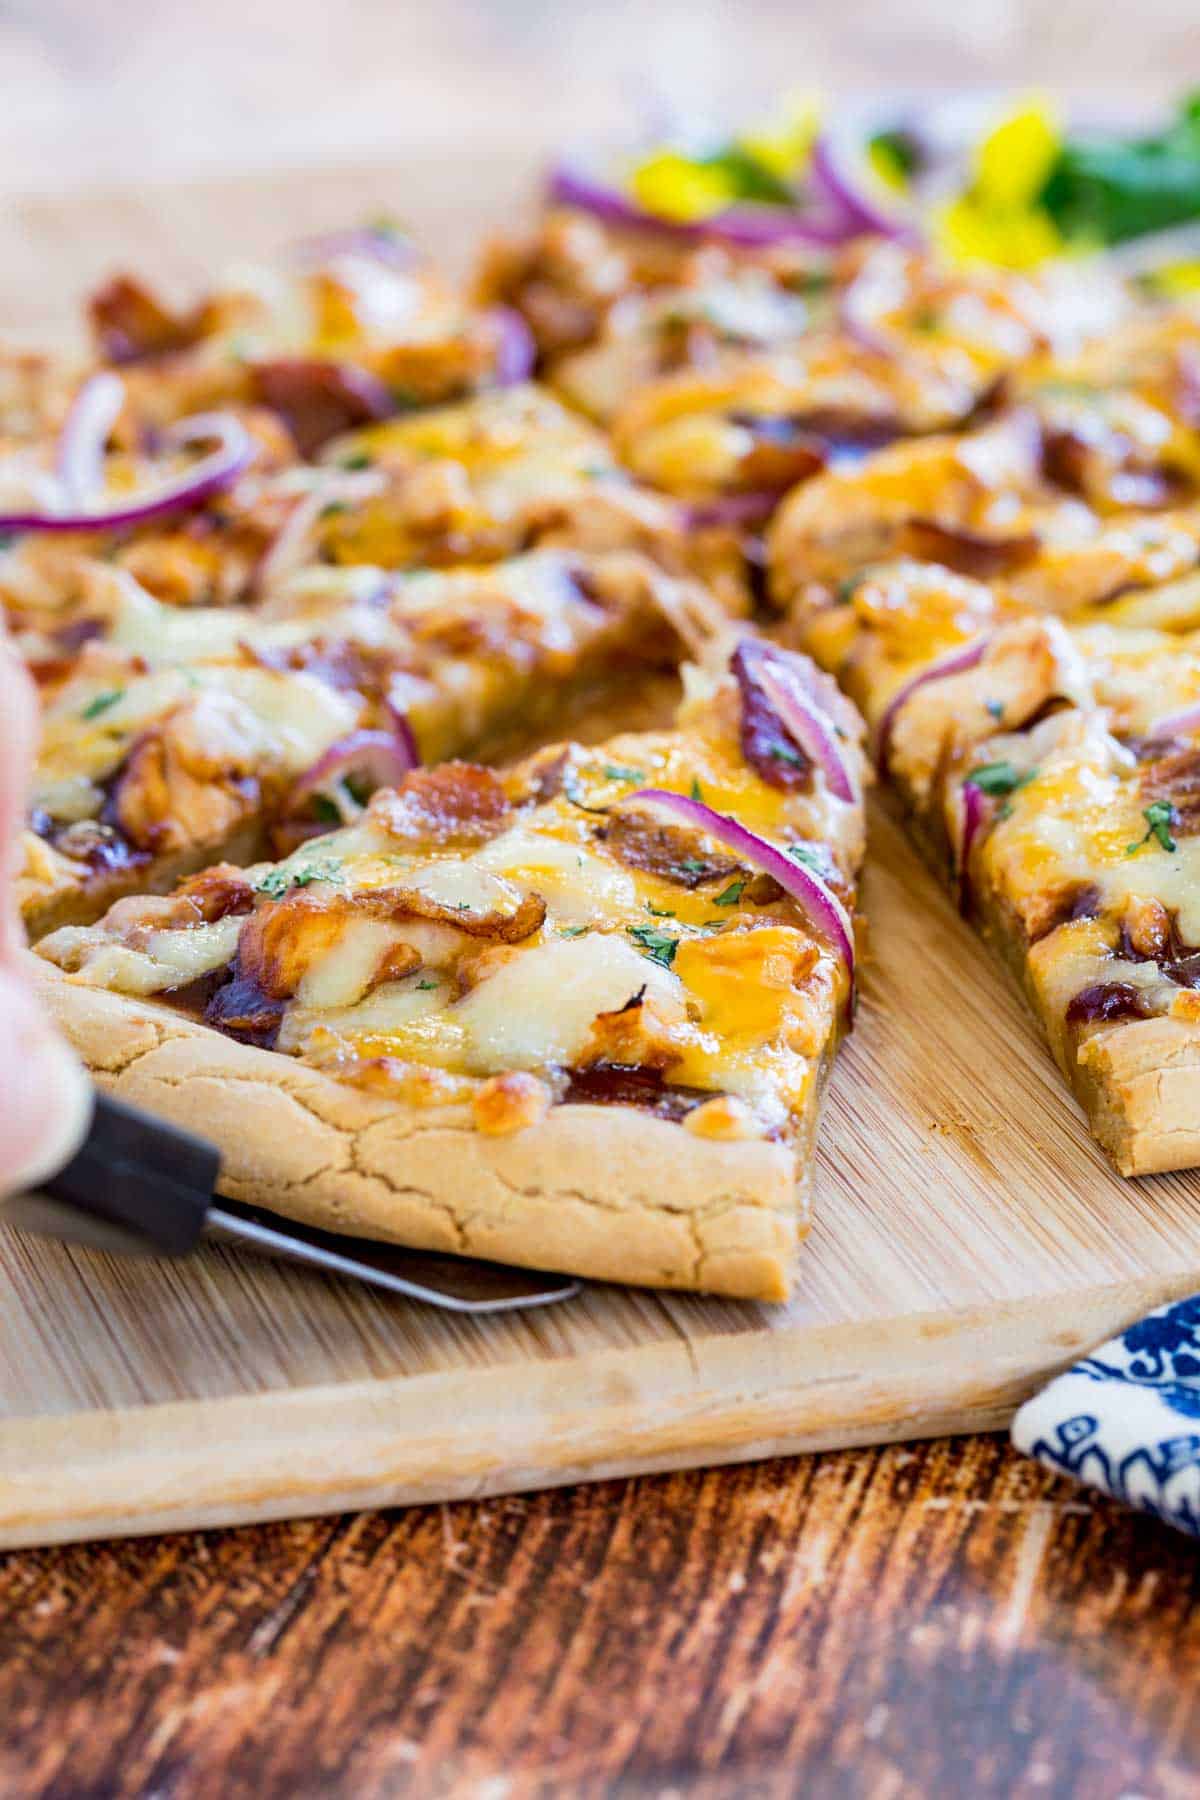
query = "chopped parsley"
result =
(966, 761, 1036, 798)
(713, 879, 745, 906)
(627, 924, 678, 969)
(80, 689, 124, 721)
(1126, 801, 1178, 856)
(254, 858, 344, 897)
(310, 794, 345, 824)
(415, 978, 440, 990)
(319, 500, 350, 520)
(787, 843, 822, 873)
(985, 699, 1005, 721)
(690, 778, 705, 802)
(644, 901, 675, 918)
(339, 451, 373, 471)
(769, 744, 806, 768)
(679, 856, 706, 876)
(602, 764, 644, 783)
(558, 924, 589, 938)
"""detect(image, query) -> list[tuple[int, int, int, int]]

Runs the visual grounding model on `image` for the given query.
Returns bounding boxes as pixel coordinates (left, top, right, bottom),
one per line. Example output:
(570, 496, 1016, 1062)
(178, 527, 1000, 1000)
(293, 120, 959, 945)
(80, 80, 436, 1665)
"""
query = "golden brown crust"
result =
(32, 963, 802, 1300)
(1072, 1015, 1200, 1177)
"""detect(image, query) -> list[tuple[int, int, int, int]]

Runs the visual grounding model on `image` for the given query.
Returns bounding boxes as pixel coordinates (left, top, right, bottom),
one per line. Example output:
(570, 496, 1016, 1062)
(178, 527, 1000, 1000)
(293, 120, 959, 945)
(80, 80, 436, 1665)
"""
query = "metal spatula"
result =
(1, 1090, 580, 1313)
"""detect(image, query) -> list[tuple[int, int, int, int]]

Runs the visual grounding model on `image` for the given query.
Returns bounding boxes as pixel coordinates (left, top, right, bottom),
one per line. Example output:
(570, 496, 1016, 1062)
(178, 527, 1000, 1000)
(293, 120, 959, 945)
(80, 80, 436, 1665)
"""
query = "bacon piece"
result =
(358, 884, 546, 942)
(900, 518, 1041, 578)
(600, 807, 741, 887)
(1141, 747, 1200, 836)
(89, 276, 204, 364)
(251, 358, 394, 456)
(579, 988, 683, 1074)
(368, 763, 512, 846)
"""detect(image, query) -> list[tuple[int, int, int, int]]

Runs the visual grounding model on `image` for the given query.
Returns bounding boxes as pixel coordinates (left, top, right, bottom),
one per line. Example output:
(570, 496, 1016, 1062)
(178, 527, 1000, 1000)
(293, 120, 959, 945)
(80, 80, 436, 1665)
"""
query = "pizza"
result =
(17, 546, 714, 936)
(11, 175, 1200, 1295)
(33, 637, 866, 1298)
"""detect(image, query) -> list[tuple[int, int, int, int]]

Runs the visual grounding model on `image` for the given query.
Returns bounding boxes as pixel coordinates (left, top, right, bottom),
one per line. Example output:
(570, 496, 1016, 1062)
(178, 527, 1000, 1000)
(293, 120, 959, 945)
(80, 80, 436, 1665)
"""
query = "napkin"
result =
(1011, 1294, 1200, 1536)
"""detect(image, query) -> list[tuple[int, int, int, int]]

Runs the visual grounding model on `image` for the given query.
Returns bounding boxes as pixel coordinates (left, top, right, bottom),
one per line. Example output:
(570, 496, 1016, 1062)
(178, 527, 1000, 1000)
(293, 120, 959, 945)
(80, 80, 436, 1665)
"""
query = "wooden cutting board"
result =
(4, 159, 1200, 1550)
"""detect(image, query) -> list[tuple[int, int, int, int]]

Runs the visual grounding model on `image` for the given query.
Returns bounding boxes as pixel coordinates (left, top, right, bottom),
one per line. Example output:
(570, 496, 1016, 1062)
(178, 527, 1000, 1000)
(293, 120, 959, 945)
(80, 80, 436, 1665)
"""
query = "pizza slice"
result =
(18, 547, 714, 936)
(781, 549, 1200, 1177)
(34, 638, 866, 1299)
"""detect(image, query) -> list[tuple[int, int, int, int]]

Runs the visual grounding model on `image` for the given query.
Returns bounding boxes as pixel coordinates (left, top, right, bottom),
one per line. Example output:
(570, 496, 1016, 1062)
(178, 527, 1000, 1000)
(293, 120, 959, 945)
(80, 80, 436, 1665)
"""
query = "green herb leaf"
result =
(81, 689, 124, 721)
(558, 924, 589, 938)
(311, 794, 344, 824)
(415, 978, 440, 990)
(787, 843, 822, 872)
(713, 879, 745, 906)
(254, 858, 344, 898)
(679, 856, 706, 875)
(1126, 800, 1178, 856)
(644, 902, 676, 918)
(769, 744, 806, 768)
(339, 451, 373, 471)
(602, 764, 645, 783)
(627, 924, 678, 969)
(966, 761, 1036, 798)
(690, 778, 704, 802)
(985, 699, 1005, 721)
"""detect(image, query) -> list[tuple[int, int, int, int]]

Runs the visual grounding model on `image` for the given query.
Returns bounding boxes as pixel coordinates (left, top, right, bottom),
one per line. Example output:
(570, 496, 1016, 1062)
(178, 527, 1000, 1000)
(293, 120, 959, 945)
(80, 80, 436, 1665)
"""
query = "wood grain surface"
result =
(2, 1436, 1199, 1798)
(10, 792, 1200, 1548)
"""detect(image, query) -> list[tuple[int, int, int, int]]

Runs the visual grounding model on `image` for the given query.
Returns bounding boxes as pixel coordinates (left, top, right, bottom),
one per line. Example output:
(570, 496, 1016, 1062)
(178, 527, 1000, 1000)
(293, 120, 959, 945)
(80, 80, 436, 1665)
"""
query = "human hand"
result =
(0, 643, 92, 1195)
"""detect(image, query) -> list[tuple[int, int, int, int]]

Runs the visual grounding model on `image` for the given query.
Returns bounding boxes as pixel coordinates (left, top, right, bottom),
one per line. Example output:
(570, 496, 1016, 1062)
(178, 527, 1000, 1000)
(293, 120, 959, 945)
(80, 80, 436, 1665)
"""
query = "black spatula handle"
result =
(40, 1090, 218, 1255)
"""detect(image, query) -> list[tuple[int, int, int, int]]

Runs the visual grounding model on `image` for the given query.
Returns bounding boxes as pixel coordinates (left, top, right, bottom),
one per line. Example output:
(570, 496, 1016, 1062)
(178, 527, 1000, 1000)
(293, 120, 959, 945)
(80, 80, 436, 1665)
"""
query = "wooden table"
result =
(4, 15, 1200, 1788)
(2, 1438, 1199, 1796)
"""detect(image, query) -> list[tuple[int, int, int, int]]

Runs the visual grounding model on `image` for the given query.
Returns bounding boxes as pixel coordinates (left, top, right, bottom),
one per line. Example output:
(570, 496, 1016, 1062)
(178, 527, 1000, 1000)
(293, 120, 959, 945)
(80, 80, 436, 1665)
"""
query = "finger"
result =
(0, 961, 92, 1196)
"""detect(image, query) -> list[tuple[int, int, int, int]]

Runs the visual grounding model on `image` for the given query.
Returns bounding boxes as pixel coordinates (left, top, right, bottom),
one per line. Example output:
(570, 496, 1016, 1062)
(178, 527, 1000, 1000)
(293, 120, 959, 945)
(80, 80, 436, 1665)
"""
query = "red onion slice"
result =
(284, 727, 419, 823)
(733, 639, 858, 802)
(0, 410, 253, 535)
(1146, 700, 1200, 740)
(56, 372, 126, 508)
(873, 635, 994, 772)
(957, 777, 988, 909)
(488, 306, 537, 385)
(756, 662, 858, 804)
(547, 161, 857, 249)
(256, 467, 386, 593)
(809, 134, 918, 245)
(629, 786, 856, 1005)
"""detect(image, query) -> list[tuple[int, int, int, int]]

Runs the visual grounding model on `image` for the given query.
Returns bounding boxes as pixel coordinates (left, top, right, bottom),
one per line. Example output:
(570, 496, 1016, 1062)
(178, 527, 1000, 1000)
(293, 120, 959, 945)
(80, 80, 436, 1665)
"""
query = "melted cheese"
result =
(453, 933, 683, 1073)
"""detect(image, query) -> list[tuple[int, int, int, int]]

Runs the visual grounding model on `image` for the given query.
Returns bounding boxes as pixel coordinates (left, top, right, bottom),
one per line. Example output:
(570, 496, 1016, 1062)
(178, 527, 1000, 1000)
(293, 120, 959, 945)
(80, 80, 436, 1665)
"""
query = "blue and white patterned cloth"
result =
(1012, 1294, 1200, 1536)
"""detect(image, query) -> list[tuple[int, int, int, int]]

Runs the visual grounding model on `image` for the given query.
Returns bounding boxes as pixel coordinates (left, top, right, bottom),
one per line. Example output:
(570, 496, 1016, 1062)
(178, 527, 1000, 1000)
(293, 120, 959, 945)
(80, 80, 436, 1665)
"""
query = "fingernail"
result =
(0, 967, 93, 1195)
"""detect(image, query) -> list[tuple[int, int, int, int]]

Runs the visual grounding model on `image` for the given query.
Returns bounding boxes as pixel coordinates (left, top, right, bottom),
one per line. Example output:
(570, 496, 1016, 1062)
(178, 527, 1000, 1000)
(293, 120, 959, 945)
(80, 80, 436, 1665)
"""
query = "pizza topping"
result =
(89, 275, 205, 364)
(251, 358, 397, 456)
(1066, 982, 1154, 1026)
(599, 806, 741, 888)
(899, 517, 1041, 578)
(368, 763, 512, 845)
(205, 967, 287, 1046)
(1125, 800, 1178, 857)
(471, 1070, 552, 1136)
(1139, 746, 1200, 836)
(284, 726, 419, 828)
(733, 638, 858, 800)
(560, 1064, 712, 1122)
(630, 787, 855, 1004)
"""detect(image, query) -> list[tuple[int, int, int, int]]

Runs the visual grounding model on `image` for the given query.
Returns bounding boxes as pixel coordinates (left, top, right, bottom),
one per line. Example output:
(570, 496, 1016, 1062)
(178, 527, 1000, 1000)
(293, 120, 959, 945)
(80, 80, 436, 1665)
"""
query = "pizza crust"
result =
(32, 962, 803, 1300)
(1073, 1014, 1200, 1178)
